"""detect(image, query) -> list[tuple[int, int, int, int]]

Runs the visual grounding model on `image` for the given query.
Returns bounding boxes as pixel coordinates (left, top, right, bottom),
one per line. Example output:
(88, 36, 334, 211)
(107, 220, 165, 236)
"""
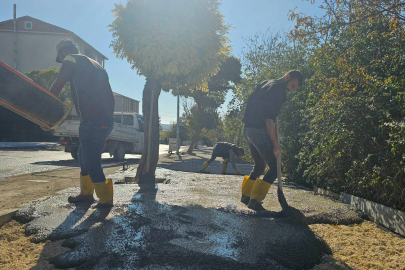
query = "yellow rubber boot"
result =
(248, 178, 271, 211)
(221, 159, 229, 174)
(200, 161, 210, 172)
(241, 175, 256, 205)
(80, 173, 94, 195)
(68, 173, 94, 203)
(93, 178, 113, 208)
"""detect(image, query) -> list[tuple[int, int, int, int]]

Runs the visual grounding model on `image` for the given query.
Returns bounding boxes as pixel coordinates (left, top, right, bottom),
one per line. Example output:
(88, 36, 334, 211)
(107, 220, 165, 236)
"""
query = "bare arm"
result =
(49, 77, 68, 97)
(49, 56, 75, 97)
(265, 119, 281, 157)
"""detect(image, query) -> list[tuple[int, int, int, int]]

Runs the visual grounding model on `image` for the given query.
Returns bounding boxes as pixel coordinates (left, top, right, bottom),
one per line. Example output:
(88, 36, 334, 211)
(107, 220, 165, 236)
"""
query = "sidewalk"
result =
(3, 146, 405, 270)
(0, 142, 61, 150)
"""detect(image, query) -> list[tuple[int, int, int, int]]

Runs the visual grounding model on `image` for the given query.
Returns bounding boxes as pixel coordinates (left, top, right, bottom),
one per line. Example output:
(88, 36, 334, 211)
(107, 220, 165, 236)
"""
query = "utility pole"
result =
(13, 4, 17, 70)
(176, 88, 180, 155)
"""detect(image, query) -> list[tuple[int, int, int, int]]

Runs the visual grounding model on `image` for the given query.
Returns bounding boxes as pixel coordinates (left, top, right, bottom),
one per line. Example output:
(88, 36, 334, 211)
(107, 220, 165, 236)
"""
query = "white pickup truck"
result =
(53, 112, 144, 161)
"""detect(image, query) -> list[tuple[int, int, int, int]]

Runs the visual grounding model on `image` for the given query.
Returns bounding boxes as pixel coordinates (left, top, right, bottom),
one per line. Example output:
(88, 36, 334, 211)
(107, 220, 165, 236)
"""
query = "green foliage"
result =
(165, 119, 190, 142)
(186, 104, 220, 130)
(25, 67, 72, 103)
(109, 0, 230, 89)
(109, 0, 231, 178)
(179, 56, 242, 152)
(200, 117, 224, 146)
(186, 56, 241, 121)
(160, 130, 170, 141)
(231, 0, 405, 211)
(287, 0, 405, 211)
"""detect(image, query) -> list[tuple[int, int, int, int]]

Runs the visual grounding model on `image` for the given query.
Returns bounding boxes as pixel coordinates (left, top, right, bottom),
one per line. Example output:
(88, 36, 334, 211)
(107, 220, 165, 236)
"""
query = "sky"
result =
(0, 0, 322, 124)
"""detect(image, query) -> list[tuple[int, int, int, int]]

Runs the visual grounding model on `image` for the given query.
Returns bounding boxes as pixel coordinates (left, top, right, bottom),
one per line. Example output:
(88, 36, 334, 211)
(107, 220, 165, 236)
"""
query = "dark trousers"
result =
(78, 118, 113, 183)
(244, 127, 277, 184)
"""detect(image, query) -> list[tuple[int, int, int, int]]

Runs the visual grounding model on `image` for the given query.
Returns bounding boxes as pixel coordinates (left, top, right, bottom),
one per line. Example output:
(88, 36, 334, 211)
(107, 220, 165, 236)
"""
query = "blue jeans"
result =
(244, 127, 277, 184)
(78, 118, 113, 183)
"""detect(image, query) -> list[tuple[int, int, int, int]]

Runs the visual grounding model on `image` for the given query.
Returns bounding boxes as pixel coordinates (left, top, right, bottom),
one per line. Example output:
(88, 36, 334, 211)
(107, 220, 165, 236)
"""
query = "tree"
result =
(290, 0, 405, 38)
(167, 119, 189, 143)
(200, 117, 224, 146)
(184, 103, 219, 152)
(227, 0, 405, 211)
(25, 67, 71, 103)
(179, 56, 242, 153)
(109, 0, 229, 186)
(285, 0, 405, 210)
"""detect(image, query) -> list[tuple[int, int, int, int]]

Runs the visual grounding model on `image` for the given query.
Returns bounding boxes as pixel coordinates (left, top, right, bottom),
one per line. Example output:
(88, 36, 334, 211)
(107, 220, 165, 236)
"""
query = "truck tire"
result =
(71, 147, 79, 160)
(114, 143, 125, 161)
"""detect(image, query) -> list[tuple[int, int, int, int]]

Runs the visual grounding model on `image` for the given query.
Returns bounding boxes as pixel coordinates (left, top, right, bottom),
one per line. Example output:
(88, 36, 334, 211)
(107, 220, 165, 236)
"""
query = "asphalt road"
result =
(0, 144, 171, 181)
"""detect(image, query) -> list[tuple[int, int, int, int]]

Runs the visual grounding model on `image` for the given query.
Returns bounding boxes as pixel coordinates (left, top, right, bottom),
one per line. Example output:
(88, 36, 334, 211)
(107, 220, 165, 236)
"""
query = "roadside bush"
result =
(231, 1, 405, 211)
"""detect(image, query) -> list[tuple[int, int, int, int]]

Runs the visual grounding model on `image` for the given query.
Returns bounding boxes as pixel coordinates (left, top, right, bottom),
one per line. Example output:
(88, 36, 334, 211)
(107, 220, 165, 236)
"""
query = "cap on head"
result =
(55, 39, 77, 63)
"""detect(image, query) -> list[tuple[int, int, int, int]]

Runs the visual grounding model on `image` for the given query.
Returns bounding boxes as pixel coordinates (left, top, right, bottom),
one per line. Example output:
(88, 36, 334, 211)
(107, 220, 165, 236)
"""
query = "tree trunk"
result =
(136, 77, 161, 188)
(236, 124, 242, 146)
(187, 126, 204, 154)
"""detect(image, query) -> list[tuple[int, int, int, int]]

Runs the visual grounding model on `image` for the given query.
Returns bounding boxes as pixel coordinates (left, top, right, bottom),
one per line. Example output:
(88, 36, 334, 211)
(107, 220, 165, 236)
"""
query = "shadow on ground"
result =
(158, 155, 253, 176)
(31, 157, 141, 169)
(14, 179, 334, 270)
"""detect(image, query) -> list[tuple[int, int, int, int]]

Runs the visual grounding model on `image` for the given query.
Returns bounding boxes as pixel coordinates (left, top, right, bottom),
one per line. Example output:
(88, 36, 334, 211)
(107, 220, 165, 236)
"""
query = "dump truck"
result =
(53, 112, 144, 161)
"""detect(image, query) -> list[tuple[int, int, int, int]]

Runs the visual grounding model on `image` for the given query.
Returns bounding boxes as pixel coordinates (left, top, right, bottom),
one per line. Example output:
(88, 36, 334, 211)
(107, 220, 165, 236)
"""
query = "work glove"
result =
(235, 170, 241, 175)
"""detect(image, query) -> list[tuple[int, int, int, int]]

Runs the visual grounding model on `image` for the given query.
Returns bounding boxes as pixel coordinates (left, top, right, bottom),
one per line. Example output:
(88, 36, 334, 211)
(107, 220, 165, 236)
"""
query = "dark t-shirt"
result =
(213, 142, 239, 158)
(58, 54, 114, 121)
(242, 79, 287, 129)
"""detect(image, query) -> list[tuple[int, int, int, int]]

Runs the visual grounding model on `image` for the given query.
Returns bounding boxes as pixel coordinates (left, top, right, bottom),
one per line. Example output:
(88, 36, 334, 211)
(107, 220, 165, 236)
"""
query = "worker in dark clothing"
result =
(241, 70, 303, 211)
(49, 40, 115, 208)
(200, 142, 244, 174)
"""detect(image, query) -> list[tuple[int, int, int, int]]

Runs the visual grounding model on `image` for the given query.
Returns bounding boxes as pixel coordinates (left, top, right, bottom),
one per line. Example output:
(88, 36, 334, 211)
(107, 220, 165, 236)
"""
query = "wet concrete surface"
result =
(14, 168, 364, 269)
(158, 147, 253, 176)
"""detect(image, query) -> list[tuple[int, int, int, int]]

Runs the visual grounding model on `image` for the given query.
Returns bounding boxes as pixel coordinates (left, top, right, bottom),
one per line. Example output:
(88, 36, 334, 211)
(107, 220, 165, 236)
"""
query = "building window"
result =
(95, 56, 99, 62)
(25, 22, 32, 29)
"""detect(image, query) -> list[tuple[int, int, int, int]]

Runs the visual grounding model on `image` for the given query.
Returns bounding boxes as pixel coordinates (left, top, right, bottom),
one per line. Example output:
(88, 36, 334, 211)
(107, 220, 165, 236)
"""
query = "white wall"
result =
(0, 31, 104, 74)
(0, 32, 15, 68)
(15, 32, 73, 73)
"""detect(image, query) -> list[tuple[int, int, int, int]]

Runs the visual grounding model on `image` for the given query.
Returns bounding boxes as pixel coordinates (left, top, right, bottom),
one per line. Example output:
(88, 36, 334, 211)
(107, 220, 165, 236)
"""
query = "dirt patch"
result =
(0, 165, 123, 212)
(0, 220, 73, 270)
(311, 221, 405, 270)
(1, 219, 404, 269)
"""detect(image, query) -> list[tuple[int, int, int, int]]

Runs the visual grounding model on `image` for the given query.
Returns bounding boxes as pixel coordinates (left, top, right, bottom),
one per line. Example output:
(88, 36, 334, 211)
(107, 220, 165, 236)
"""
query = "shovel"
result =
(275, 117, 289, 209)
(275, 117, 306, 223)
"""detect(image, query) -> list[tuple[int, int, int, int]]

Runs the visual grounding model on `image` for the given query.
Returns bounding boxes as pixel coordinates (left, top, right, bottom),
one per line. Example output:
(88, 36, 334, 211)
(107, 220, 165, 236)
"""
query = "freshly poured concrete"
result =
(14, 168, 364, 270)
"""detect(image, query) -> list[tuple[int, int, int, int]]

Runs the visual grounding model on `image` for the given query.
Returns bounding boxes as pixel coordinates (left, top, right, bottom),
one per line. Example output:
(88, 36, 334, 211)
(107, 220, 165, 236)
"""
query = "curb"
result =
(0, 143, 61, 151)
(313, 187, 405, 237)
(340, 192, 405, 237)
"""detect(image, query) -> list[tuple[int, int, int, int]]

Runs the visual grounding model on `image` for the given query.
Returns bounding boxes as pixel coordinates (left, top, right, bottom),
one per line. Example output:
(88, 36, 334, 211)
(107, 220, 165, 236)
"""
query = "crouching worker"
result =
(241, 70, 303, 211)
(49, 40, 115, 208)
(200, 142, 244, 175)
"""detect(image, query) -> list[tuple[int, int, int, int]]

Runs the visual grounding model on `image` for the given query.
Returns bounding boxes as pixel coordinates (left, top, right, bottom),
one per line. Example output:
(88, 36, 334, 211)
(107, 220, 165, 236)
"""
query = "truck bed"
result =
(53, 120, 141, 144)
